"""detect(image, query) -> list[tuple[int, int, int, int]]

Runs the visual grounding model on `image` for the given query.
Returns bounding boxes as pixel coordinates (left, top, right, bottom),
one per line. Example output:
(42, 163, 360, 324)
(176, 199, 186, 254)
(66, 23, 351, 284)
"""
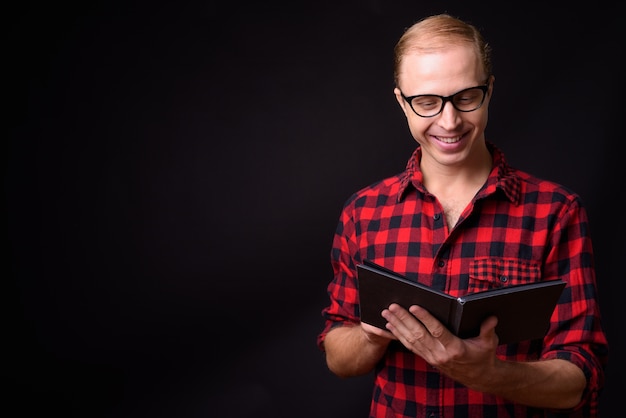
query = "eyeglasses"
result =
(400, 84, 489, 118)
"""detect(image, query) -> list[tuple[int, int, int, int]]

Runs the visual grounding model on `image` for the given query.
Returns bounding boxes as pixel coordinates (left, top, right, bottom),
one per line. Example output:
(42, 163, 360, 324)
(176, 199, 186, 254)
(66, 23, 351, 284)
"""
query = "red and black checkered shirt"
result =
(318, 143, 608, 417)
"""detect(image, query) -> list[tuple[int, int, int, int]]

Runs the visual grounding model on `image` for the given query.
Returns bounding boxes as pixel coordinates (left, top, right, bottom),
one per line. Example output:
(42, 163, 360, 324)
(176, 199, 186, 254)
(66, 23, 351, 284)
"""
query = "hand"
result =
(382, 303, 500, 389)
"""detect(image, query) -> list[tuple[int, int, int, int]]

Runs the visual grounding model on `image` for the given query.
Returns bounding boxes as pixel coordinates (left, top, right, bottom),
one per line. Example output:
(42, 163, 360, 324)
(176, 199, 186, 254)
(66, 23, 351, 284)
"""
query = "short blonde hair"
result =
(393, 14, 492, 86)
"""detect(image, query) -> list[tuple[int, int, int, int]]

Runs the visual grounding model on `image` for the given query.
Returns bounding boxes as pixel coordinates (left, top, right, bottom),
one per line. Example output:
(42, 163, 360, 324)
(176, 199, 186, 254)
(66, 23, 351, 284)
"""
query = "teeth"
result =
(437, 136, 461, 143)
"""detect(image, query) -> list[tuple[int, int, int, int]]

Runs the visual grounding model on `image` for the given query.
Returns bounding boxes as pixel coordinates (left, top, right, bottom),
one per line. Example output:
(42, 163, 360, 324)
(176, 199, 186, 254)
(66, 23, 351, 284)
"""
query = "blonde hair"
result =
(393, 14, 492, 86)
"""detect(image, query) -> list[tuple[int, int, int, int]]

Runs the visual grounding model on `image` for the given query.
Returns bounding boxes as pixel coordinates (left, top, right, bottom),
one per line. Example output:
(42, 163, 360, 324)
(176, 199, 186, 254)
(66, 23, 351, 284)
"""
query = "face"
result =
(394, 44, 493, 170)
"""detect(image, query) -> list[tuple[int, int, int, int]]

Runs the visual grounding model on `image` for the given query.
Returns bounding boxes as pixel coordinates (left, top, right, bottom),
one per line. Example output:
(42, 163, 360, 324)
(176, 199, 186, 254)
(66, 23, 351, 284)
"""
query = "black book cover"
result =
(357, 260, 566, 345)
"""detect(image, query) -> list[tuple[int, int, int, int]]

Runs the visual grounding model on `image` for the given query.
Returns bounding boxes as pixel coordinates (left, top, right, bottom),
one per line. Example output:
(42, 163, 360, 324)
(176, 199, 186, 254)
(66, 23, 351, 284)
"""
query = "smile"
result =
(435, 136, 462, 144)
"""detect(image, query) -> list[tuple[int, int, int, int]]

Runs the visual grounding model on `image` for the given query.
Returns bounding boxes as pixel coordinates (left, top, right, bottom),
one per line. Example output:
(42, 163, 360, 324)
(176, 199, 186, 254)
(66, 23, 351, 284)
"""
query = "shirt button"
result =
(438, 260, 445, 268)
(500, 275, 508, 283)
(433, 213, 441, 221)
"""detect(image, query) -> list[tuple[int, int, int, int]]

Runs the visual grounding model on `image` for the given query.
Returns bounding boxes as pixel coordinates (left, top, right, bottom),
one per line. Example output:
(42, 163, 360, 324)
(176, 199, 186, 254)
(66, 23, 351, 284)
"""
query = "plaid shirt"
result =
(318, 143, 608, 417)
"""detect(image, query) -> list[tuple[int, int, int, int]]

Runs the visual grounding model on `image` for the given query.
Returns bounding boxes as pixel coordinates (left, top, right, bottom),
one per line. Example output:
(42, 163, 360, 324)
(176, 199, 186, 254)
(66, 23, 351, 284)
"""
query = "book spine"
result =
(449, 298, 465, 335)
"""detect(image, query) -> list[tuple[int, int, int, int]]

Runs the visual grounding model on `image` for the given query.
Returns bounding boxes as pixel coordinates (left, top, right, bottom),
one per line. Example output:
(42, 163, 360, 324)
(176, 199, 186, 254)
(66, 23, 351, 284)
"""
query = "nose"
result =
(437, 100, 461, 129)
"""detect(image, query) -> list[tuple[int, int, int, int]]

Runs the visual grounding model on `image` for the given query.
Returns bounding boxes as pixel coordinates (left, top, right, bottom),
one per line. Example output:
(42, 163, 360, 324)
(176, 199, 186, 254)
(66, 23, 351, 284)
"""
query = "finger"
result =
(479, 315, 499, 343)
(361, 321, 397, 341)
(409, 304, 453, 345)
(384, 303, 421, 331)
(384, 304, 429, 346)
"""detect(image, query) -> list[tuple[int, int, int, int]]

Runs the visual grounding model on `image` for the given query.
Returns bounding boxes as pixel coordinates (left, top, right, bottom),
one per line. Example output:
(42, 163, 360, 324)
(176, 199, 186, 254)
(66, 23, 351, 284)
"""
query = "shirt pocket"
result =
(468, 257, 541, 293)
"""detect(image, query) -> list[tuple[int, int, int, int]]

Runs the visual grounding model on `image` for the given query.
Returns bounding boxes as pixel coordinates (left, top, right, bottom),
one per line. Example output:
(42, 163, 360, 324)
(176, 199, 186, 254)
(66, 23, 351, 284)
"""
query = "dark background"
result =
(5, 1, 624, 417)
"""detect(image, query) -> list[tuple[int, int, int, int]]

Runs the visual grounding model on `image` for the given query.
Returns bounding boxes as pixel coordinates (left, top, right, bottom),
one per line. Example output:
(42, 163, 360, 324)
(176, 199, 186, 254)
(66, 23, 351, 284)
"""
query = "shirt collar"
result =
(397, 141, 521, 205)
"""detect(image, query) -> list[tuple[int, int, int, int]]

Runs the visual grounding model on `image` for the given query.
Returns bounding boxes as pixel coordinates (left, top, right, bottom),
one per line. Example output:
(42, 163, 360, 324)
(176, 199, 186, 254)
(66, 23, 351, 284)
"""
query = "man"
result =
(317, 14, 608, 417)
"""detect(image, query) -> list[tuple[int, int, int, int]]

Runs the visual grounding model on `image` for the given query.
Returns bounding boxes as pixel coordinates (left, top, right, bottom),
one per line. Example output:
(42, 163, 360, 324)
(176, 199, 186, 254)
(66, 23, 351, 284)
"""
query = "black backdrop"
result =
(5, 1, 624, 417)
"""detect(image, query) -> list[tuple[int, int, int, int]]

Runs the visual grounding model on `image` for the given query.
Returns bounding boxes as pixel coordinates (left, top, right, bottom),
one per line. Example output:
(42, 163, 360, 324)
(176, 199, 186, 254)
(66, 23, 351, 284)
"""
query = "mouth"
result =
(434, 136, 462, 144)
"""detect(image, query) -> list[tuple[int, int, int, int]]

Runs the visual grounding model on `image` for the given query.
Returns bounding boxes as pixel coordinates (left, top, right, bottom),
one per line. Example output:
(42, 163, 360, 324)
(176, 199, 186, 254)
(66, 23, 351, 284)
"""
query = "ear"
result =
(487, 75, 495, 97)
(394, 87, 410, 117)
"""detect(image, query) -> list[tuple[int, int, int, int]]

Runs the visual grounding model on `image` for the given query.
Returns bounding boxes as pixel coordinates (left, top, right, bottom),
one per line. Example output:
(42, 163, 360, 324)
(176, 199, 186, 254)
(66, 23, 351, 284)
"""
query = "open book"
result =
(357, 260, 566, 345)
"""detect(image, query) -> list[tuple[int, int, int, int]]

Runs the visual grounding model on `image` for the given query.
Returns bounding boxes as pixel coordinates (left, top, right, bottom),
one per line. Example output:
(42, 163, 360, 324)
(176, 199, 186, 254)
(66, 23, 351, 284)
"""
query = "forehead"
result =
(398, 45, 484, 94)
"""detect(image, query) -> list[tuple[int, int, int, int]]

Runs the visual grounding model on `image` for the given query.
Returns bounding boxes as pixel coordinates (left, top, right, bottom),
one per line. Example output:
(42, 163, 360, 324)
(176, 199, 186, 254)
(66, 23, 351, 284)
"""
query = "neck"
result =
(421, 141, 492, 198)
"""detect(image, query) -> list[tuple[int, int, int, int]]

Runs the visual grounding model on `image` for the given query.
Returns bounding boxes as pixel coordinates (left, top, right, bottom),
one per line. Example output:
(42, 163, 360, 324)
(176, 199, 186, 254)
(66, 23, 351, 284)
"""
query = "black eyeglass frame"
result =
(400, 84, 490, 118)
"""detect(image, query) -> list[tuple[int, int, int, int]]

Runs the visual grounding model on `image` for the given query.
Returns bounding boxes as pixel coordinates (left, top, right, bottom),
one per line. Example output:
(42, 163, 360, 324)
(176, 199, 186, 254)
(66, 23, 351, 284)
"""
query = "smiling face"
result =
(394, 44, 493, 172)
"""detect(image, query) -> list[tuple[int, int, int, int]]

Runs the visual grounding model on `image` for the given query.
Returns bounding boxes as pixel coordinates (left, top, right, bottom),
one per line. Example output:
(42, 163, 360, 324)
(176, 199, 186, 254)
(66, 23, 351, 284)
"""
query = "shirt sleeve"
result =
(540, 194, 609, 411)
(317, 198, 362, 350)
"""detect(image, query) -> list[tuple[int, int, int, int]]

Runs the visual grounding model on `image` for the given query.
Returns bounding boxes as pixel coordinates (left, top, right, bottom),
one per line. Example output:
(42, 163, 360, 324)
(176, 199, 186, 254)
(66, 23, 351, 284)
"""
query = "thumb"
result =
(480, 315, 499, 340)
